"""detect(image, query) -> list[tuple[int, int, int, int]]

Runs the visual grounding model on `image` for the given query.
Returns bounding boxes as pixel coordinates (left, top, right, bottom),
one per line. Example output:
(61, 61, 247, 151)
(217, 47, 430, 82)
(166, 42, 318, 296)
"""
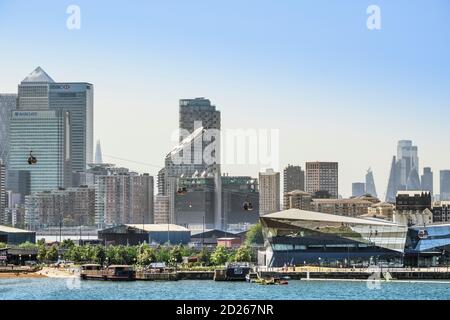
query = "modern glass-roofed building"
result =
(404, 224, 450, 267)
(260, 209, 408, 267)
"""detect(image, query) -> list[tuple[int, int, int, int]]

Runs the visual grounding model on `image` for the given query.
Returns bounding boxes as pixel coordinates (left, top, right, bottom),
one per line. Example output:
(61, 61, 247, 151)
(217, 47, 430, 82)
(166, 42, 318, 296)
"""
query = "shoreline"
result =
(0, 267, 78, 279)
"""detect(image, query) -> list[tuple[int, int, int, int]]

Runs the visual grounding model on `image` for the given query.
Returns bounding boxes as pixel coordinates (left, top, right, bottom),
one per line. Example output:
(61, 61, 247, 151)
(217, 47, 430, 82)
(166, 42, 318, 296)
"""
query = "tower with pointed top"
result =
(95, 140, 103, 164)
(365, 168, 377, 198)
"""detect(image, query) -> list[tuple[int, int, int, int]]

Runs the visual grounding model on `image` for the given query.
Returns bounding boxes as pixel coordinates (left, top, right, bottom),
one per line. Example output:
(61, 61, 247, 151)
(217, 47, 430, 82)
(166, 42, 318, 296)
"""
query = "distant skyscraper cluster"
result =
(386, 140, 420, 202)
(2, 67, 450, 233)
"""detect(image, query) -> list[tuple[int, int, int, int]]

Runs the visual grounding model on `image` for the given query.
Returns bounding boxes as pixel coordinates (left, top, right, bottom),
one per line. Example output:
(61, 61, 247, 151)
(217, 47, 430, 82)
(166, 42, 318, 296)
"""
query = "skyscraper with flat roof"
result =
(0, 94, 17, 164)
(440, 170, 450, 201)
(305, 162, 338, 199)
(259, 168, 280, 215)
(283, 164, 305, 193)
(9, 109, 71, 193)
(352, 182, 365, 197)
(421, 167, 433, 195)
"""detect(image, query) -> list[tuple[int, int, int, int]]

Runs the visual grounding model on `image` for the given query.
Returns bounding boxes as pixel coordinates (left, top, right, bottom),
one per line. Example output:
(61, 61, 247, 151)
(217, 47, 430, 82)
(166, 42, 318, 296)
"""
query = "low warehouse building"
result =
(0, 225, 36, 245)
(98, 224, 191, 246)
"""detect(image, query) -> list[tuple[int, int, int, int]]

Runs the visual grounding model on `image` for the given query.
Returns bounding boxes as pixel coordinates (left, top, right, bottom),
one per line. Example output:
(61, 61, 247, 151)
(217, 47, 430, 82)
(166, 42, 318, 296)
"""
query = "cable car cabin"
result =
(243, 202, 253, 211)
(177, 187, 187, 195)
(105, 265, 135, 281)
(27, 151, 37, 165)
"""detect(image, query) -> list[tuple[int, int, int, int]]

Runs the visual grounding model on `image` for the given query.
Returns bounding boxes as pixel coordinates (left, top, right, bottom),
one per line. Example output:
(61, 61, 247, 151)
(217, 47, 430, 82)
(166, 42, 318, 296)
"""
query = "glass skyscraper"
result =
(17, 67, 93, 172)
(9, 110, 70, 194)
(0, 94, 17, 164)
(8, 67, 93, 193)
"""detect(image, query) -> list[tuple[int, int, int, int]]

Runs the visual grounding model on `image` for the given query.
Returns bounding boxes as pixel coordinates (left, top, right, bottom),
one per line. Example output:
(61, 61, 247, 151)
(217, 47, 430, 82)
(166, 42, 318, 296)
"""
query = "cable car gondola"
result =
(27, 151, 37, 165)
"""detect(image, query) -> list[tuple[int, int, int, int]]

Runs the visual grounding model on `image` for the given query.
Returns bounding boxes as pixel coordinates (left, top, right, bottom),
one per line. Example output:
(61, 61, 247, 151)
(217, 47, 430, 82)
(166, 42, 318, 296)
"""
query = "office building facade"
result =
(421, 167, 433, 195)
(154, 195, 170, 224)
(283, 165, 305, 193)
(259, 169, 280, 215)
(18, 67, 93, 172)
(352, 182, 365, 197)
(24, 186, 95, 230)
(0, 94, 17, 164)
(283, 190, 312, 211)
(9, 110, 71, 193)
(365, 168, 377, 198)
(386, 140, 420, 202)
(95, 171, 154, 228)
(305, 162, 338, 199)
(440, 170, 450, 201)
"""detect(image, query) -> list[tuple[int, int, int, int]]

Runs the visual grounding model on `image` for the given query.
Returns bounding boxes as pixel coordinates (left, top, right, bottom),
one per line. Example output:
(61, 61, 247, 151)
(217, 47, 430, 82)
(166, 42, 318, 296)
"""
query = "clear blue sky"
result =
(1, 0, 449, 198)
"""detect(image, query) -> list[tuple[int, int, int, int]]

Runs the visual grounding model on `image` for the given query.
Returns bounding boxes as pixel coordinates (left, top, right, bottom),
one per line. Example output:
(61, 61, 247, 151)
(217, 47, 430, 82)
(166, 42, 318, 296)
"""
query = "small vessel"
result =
(245, 272, 259, 283)
(105, 265, 135, 281)
(80, 264, 105, 280)
(255, 276, 288, 285)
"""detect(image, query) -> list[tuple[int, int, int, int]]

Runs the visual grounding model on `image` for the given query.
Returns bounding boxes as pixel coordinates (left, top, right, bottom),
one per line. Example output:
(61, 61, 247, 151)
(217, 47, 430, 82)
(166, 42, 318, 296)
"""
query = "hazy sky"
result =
(1, 0, 449, 198)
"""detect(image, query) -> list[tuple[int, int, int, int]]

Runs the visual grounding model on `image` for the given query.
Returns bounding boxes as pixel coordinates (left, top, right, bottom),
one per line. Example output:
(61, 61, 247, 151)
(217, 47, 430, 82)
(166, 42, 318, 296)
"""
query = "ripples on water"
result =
(0, 278, 449, 300)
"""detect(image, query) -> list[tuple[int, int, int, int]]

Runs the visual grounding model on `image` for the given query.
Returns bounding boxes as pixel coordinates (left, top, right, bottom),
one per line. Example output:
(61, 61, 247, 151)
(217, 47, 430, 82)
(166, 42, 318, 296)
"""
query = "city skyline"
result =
(1, 1, 450, 198)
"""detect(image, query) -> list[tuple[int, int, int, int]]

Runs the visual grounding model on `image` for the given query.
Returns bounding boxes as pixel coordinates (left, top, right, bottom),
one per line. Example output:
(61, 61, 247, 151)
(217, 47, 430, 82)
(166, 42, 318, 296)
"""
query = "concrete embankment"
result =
(259, 271, 450, 280)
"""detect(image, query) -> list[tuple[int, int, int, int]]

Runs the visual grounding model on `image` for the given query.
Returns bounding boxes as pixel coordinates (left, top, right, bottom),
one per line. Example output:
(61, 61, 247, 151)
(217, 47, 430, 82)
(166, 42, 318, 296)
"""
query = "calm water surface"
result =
(0, 278, 449, 300)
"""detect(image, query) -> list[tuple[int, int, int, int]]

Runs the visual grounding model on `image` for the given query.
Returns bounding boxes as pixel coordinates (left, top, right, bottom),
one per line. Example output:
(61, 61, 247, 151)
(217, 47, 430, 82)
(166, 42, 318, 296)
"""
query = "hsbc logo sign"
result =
(50, 84, 71, 90)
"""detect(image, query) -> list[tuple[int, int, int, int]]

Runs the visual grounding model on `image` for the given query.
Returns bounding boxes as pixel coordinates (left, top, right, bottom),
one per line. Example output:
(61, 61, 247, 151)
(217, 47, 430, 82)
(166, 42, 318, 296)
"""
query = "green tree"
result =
(137, 244, 156, 266)
(0, 242, 6, 249)
(210, 245, 229, 266)
(245, 222, 264, 245)
(234, 245, 252, 262)
(169, 245, 183, 265)
(198, 247, 211, 266)
(37, 245, 47, 262)
(45, 245, 59, 261)
(155, 245, 170, 263)
(18, 241, 38, 250)
(60, 239, 75, 249)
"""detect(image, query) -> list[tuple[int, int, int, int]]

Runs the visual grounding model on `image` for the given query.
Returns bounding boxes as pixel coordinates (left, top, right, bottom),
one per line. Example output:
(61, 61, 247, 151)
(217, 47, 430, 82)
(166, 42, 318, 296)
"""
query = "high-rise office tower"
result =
(259, 168, 280, 215)
(365, 168, 378, 198)
(397, 140, 419, 186)
(9, 109, 71, 193)
(352, 182, 365, 197)
(406, 168, 421, 190)
(94, 140, 103, 164)
(9, 67, 93, 193)
(0, 161, 6, 224)
(440, 170, 450, 201)
(386, 140, 420, 202)
(164, 98, 222, 228)
(421, 167, 433, 194)
(17, 67, 93, 173)
(283, 164, 305, 193)
(0, 94, 17, 164)
(179, 98, 221, 136)
(305, 162, 339, 199)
